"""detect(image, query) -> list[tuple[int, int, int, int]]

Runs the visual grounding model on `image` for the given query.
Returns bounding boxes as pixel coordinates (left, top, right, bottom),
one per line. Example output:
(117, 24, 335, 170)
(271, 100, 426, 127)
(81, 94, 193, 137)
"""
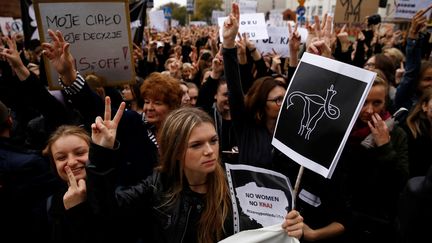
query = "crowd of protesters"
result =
(0, 2, 431, 243)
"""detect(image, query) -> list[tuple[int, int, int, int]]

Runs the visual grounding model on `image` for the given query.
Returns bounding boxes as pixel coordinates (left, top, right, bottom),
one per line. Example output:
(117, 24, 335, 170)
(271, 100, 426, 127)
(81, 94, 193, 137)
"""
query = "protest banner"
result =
(212, 10, 225, 25)
(225, 163, 294, 234)
(394, 0, 432, 19)
(239, 0, 258, 14)
(0, 17, 23, 36)
(267, 9, 284, 27)
(21, 0, 39, 48)
(149, 10, 167, 32)
(334, 0, 379, 24)
(272, 53, 376, 178)
(34, 0, 135, 90)
(255, 26, 307, 58)
(218, 13, 268, 41)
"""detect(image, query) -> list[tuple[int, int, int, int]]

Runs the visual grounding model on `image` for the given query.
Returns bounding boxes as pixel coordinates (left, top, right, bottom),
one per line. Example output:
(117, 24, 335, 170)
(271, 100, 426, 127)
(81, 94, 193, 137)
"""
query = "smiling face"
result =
(183, 122, 219, 183)
(51, 135, 89, 182)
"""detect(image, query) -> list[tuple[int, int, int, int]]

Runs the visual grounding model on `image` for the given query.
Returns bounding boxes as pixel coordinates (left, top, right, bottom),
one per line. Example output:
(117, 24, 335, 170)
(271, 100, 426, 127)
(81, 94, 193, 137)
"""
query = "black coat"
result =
(0, 137, 61, 243)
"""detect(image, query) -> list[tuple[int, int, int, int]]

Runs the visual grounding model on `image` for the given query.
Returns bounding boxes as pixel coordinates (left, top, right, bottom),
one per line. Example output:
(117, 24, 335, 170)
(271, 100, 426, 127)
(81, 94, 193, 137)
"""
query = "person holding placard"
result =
(86, 102, 305, 242)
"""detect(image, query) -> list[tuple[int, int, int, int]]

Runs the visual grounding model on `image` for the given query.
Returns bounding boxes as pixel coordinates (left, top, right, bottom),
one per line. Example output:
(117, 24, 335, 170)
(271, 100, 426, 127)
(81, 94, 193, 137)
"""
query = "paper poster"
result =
(225, 163, 294, 234)
(272, 53, 376, 178)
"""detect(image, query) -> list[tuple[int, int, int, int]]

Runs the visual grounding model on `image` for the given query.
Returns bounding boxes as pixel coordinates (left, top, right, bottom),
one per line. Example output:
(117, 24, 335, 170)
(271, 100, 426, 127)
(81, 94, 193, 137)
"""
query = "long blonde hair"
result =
(157, 107, 231, 243)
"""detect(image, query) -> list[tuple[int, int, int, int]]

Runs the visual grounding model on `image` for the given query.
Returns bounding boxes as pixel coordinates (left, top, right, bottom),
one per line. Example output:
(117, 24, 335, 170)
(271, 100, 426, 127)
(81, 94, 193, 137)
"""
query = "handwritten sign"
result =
(334, 0, 379, 24)
(255, 26, 307, 58)
(394, 0, 432, 19)
(218, 13, 268, 41)
(34, 0, 134, 90)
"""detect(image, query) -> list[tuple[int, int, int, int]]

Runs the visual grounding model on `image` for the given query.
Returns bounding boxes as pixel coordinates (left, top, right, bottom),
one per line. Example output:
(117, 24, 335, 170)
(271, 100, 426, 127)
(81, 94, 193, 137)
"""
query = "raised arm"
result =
(41, 29, 76, 85)
(222, 3, 246, 124)
(395, 4, 432, 110)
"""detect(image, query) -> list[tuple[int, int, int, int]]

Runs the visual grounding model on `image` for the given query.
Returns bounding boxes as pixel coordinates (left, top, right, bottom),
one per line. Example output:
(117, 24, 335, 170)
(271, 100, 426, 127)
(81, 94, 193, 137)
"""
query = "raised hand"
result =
(222, 3, 240, 48)
(41, 29, 76, 85)
(408, 4, 432, 39)
(236, 33, 247, 64)
(63, 166, 86, 210)
(91, 97, 125, 149)
(210, 48, 224, 79)
(337, 24, 351, 52)
(288, 23, 301, 67)
(395, 61, 405, 85)
(1, 35, 31, 81)
(132, 43, 144, 62)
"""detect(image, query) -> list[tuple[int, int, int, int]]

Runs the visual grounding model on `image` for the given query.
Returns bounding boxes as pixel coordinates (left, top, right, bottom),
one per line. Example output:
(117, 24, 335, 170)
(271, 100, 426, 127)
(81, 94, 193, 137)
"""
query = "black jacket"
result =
(86, 144, 264, 243)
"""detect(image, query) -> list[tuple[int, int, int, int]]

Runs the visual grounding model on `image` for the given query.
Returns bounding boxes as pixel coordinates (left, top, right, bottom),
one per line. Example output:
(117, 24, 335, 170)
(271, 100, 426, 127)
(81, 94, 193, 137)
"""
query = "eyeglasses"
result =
(267, 96, 284, 106)
(364, 62, 375, 68)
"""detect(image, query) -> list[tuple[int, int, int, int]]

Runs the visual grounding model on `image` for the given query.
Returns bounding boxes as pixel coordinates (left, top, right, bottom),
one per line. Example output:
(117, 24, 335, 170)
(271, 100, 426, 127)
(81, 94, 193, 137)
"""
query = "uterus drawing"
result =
(286, 85, 340, 140)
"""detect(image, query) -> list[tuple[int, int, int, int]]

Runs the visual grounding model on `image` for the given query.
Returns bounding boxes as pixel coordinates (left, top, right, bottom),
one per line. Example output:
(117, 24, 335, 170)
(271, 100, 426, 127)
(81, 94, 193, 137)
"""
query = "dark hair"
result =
(244, 76, 287, 125)
(200, 52, 212, 62)
(373, 54, 396, 86)
(367, 14, 381, 26)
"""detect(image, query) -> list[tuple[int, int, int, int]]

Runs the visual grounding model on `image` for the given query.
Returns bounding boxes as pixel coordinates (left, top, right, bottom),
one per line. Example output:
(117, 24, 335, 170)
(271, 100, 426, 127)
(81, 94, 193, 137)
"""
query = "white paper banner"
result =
(218, 13, 268, 41)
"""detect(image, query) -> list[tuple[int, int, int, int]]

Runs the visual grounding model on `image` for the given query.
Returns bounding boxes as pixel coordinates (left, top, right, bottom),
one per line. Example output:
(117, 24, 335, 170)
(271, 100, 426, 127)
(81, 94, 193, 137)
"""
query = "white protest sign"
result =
(394, 0, 432, 19)
(272, 53, 376, 178)
(218, 13, 268, 41)
(239, 0, 258, 13)
(34, 0, 135, 90)
(225, 163, 293, 234)
(255, 26, 307, 58)
(149, 10, 167, 32)
(171, 19, 179, 28)
(212, 10, 225, 25)
(190, 21, 207, 26)
(0, 17, 23, 36)
(267, 9, 284, 27)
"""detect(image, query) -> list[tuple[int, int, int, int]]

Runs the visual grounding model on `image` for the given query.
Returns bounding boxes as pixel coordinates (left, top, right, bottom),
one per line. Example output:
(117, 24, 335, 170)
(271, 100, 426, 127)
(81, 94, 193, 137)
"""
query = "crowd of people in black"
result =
(0, 2, 431, 243)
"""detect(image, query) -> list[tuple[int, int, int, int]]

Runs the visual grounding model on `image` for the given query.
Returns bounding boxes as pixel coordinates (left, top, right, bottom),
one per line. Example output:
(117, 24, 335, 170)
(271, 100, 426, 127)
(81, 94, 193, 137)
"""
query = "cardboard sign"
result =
(225, 163, 294, 234)
(272, 53, 375, 178)
(255, 26, 307, 58)
(34, 0, 135, 90)
(334, 0, 379, 24)
(218, 13, 268, 41)
(394, 0, 432, 19)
